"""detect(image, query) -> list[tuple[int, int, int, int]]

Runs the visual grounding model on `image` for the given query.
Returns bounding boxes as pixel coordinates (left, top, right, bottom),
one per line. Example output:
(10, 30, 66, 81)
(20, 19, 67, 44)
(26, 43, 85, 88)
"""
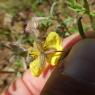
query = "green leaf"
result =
(63, 17, 73, 26)
(39, 18, 52, 30)
(90, 12, 95, 17)
(15, 59, 23, 68)
(67, 0, 86, 13)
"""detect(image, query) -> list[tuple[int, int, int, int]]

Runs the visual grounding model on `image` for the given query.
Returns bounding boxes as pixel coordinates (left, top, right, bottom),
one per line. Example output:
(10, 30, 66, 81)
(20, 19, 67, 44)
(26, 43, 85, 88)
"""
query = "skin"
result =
(41, 38, 95, 95)
(2, 31, 95, 95)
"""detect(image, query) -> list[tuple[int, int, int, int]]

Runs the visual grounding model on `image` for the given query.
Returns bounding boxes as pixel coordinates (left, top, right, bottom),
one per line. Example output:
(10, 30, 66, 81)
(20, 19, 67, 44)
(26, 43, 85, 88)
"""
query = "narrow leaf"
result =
(77, 16, 86, 39)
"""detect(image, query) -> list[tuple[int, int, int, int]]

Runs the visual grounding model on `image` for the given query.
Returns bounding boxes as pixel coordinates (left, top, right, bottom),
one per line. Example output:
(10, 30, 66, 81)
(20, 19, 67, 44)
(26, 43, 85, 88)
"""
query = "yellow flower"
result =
(29, 32, 63, 77)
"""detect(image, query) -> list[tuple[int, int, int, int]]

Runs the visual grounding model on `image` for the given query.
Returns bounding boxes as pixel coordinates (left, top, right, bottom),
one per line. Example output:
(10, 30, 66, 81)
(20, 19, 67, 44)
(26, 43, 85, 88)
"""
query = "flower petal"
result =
(44, 32, 63, 65)
(29, 54, 46, 77)
(44, 32, 62, 50)
(46, 51, 62, 66)
(28, 42, 40, 58)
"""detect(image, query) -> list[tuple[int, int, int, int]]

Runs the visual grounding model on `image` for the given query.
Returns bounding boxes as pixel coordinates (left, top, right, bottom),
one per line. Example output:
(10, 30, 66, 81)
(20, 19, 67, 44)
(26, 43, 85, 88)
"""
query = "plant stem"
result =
(83, 0, 90, 14)
(77, 16, 86, 39)
(83, 0, 95, 31)
(45, 50, 64, 54)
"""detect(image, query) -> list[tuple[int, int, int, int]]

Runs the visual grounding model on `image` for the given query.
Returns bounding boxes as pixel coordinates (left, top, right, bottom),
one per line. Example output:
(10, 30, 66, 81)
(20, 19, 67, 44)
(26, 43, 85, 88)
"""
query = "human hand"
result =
(2, 31, 95, 95)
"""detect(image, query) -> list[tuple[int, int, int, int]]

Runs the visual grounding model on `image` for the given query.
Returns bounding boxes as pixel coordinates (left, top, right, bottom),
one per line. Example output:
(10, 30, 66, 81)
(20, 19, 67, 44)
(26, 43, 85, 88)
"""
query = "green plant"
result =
(67, 0, 95, 31)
